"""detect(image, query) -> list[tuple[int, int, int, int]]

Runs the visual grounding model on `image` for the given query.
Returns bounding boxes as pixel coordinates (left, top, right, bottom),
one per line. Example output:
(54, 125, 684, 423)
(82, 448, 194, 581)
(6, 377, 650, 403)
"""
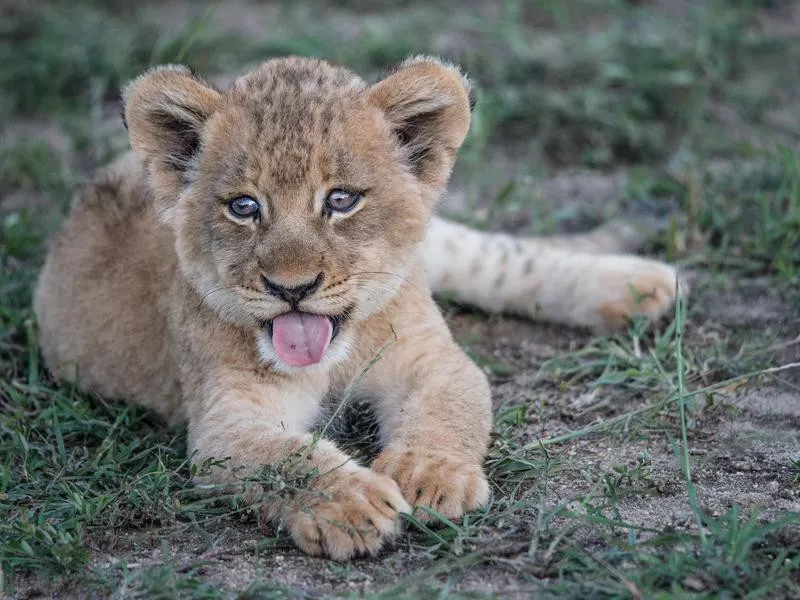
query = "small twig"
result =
(583, 547, 643, 599)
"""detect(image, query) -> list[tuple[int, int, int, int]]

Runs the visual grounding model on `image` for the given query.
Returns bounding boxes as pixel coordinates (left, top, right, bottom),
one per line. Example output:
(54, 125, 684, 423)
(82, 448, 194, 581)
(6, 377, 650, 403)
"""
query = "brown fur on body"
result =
(35, 56, 681, 560)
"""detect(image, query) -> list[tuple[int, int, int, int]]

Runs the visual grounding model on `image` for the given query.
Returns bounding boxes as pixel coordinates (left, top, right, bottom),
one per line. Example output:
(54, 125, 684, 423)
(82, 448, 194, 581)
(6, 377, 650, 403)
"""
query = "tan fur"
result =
(423, 217, 682, 332)
(34, 56, 681, 560)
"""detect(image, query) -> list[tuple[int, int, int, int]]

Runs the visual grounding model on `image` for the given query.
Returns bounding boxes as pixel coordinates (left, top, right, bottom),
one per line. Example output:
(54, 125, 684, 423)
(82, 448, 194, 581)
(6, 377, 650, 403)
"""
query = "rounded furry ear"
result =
(368, 56, 472, 193)
(123, 65, 221, 206)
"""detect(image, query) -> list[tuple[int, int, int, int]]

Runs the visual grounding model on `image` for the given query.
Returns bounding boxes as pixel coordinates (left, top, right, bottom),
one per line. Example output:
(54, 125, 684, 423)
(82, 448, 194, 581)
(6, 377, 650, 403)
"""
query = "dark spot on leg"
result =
(499, 248, 509, 268)
(470, 258, 482, 275)
(523, 257, 535, 275)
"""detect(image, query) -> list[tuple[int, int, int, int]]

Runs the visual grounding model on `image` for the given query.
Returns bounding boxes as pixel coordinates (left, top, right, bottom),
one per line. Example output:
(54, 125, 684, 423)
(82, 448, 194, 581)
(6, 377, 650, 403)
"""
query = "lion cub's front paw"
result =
(372, 449, 489, 521)
(266, 466, 410, 561)
(595, 259, 686, 331)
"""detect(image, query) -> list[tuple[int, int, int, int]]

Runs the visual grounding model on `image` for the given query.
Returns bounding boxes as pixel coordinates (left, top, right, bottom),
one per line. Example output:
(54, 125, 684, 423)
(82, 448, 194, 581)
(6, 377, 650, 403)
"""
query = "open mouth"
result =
(265, 312, 345, 367)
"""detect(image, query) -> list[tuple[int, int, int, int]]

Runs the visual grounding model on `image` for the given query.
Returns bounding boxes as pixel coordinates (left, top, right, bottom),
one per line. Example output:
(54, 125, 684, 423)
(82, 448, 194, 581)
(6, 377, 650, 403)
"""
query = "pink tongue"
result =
(271, 312, 333, 367)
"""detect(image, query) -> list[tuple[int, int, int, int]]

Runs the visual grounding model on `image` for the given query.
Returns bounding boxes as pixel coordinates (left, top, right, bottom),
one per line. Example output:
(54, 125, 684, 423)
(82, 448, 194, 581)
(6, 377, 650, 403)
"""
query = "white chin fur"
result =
(256, 328, 353, 375)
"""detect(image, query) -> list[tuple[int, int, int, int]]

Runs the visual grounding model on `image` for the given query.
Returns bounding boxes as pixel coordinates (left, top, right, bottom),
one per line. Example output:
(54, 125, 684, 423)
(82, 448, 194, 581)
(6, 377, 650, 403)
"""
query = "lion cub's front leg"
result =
(186, 373, 409, 559)
(359, 301, 493, 521)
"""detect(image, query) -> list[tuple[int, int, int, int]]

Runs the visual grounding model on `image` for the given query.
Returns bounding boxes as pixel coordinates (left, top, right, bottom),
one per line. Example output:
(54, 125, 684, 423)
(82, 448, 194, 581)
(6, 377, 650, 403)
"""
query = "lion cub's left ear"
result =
(368, 56, 473, 195)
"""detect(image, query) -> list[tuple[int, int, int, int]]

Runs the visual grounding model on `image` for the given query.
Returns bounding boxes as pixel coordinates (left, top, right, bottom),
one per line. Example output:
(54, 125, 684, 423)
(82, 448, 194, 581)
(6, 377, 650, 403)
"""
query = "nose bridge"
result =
(260, 215, 324, 285)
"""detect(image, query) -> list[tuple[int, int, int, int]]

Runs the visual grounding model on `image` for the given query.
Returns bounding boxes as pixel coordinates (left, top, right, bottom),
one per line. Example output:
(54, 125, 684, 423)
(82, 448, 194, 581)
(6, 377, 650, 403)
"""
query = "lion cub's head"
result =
(122, 56, 471, 370)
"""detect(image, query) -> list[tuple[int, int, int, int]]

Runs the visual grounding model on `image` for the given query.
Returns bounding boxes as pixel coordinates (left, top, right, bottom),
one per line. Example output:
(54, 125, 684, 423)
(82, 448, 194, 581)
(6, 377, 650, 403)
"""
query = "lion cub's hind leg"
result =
(424, 217, 684, 331)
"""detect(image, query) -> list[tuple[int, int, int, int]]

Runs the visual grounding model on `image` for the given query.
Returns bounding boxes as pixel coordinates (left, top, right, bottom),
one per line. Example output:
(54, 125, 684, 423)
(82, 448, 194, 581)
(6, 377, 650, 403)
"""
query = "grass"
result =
(2, 0, 800, 597)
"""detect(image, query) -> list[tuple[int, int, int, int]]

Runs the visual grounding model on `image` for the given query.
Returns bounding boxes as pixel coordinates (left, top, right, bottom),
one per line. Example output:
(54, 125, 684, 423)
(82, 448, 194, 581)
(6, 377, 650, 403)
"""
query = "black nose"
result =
(262, 273, 323, 306)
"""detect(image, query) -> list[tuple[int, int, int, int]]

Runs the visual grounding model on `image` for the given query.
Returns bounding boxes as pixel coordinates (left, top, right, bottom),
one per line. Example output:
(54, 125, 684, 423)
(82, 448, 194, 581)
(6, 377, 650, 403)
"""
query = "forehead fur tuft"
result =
(230, 56, 366, 100)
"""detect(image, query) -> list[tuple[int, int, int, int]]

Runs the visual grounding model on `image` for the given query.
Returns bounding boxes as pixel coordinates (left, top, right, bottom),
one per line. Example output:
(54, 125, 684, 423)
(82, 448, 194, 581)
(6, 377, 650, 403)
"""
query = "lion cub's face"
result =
(123, 57, 471, 370)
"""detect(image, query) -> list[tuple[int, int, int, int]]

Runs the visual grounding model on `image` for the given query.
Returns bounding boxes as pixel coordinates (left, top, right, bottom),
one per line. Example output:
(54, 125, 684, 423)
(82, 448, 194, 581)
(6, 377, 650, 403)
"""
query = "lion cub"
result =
(35, 56, 680, 559)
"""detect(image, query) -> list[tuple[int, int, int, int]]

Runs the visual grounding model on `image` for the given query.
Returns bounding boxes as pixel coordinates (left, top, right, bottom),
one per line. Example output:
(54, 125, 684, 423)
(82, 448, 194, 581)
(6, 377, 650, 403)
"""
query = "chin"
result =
(256, 328, 354, 375)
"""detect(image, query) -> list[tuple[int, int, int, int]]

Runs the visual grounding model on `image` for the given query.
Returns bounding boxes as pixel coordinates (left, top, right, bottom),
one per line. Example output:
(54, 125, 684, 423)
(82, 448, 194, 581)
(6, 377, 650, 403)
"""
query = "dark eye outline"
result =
(324, 188, 362, 216)
(228, 196, 261, 220)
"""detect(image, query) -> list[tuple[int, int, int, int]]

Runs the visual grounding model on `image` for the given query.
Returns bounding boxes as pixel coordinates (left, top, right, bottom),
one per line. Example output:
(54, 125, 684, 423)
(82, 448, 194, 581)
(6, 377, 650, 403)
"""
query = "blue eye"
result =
(228, 196, 260, 219)
(325, 189, 361, 214)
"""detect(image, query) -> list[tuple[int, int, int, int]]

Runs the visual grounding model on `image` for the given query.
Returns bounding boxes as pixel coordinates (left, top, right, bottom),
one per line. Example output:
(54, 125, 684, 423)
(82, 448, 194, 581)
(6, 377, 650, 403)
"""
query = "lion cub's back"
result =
(34, 152, 184, 420)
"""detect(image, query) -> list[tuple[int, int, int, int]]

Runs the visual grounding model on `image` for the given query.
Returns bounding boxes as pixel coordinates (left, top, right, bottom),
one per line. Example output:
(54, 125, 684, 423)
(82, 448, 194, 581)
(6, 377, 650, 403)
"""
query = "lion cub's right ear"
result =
(123, 65, 221, 219)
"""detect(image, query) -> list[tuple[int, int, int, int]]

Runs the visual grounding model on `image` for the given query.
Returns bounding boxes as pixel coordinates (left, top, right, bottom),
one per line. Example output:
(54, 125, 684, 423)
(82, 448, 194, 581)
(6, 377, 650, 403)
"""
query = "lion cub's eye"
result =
(228, 196, 260, 220)
(324, 189, 361, 214)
